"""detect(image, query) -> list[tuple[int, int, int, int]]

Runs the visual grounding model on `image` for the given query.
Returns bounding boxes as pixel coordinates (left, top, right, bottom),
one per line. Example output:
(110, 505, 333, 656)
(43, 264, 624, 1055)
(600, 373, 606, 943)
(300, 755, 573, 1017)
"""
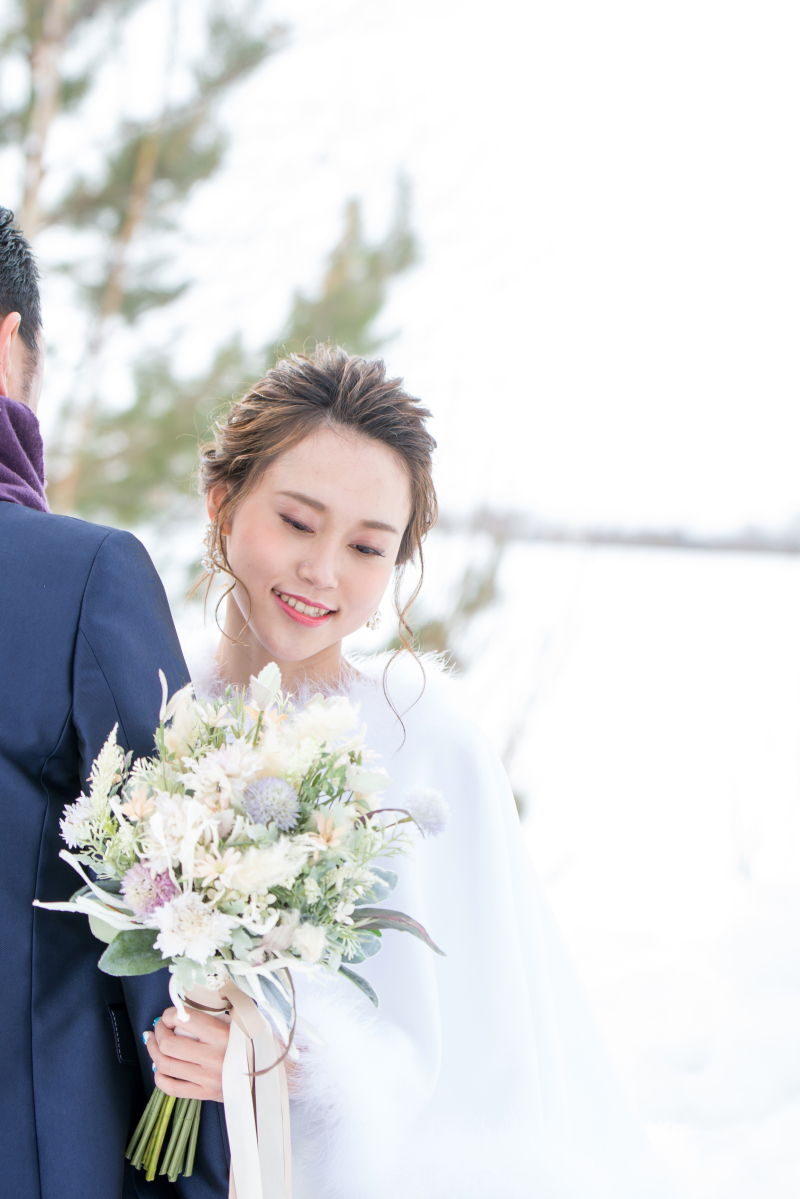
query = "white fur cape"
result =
(185, 639, 672, 1199)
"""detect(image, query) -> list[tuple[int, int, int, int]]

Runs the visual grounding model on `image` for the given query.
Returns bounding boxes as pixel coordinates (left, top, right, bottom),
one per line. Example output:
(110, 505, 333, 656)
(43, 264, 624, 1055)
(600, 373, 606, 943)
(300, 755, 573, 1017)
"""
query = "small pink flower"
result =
(121, 863, 178, 917)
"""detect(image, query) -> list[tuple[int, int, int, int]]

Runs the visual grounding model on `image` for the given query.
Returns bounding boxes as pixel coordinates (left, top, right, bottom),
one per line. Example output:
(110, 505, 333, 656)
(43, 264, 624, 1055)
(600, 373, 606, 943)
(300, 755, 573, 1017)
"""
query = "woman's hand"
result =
(144, 1006, 230, 1103)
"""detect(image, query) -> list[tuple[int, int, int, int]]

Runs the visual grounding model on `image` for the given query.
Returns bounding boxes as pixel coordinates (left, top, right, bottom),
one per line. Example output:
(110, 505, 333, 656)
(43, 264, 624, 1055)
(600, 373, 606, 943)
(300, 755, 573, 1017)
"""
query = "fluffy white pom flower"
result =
(232, 838, 312, 895)
(291, 694, 358, 745)
(291, 922, 327, 962)
(150, 891, 237, 964)
(403, 788, 450, 836)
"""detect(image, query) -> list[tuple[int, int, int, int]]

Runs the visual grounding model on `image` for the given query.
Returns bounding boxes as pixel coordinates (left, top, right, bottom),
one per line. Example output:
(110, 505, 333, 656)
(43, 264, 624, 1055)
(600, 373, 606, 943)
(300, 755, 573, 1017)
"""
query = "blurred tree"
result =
(387, 532, 506, 666)
(62, 181, 418, 525)
(267, 179, 416, 362)
(0, 0, 284, 509)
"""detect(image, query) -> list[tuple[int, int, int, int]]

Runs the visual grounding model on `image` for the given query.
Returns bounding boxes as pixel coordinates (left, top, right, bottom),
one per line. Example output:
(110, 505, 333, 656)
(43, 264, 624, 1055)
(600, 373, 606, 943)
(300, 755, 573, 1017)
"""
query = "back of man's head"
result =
(0, 208, 42, 403)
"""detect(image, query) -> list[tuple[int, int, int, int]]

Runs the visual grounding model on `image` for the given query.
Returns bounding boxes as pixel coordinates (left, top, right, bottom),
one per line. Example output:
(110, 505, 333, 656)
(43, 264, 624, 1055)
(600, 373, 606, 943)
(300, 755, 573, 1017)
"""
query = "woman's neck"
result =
(214, 603, 344, 694)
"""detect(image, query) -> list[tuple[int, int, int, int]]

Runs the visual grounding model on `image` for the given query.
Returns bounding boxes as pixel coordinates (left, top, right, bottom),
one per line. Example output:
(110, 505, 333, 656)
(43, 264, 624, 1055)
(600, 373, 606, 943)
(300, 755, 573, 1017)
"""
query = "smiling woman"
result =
(183, 345, 673, 1199)
(197, 345, 436, 691)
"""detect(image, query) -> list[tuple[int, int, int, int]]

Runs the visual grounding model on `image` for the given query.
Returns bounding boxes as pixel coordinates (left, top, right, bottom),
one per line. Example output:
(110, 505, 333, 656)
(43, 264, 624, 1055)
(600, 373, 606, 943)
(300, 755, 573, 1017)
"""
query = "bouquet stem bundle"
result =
(126, 1089, 201, 1182)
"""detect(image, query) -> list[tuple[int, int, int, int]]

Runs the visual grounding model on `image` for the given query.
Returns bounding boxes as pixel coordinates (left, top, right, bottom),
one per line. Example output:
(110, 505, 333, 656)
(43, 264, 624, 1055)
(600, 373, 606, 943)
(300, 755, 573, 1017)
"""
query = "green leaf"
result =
(230, 926, 256, 960)
(344, 931, 383, 964)
(354, 867, 397, 906)
(339, 965, 379, 1007)
(88, 913, 120, 944)
(352, 908, 445, 956)
(256, 973, 294, 1031)
(98, 929, 166, 976)
(70, 878, 122, 902)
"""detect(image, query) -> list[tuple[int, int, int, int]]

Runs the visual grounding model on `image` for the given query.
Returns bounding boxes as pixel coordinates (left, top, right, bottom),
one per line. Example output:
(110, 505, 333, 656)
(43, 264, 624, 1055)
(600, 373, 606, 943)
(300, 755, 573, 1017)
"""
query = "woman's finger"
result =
(160, 1005, 231, 1047)
(154, 1073, 207, 1100)
(153, 1023, 224, 1069)
(144, 1031, 224, 1101)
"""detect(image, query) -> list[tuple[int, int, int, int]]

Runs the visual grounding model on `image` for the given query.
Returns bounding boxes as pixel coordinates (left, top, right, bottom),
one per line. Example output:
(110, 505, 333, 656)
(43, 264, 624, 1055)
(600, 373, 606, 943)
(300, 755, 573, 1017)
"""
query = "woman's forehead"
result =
(262, 426, 412, 524)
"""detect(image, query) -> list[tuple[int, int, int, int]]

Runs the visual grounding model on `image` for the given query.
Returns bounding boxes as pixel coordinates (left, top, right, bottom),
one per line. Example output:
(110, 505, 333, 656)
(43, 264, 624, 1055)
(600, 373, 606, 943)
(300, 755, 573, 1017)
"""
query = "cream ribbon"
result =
(185, 982, 292, 1199)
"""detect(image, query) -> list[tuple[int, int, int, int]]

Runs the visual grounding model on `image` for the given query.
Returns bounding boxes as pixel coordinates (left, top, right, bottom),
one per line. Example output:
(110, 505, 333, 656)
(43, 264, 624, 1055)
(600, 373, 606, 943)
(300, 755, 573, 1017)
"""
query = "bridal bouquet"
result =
(36, 664, 444, 1189)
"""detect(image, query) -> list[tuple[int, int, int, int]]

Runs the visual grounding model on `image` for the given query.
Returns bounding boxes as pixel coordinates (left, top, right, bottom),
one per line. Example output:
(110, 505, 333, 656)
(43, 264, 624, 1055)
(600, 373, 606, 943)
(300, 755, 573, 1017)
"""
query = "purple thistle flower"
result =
(243, 777, 300, 831)
(121, 863, 178, 917)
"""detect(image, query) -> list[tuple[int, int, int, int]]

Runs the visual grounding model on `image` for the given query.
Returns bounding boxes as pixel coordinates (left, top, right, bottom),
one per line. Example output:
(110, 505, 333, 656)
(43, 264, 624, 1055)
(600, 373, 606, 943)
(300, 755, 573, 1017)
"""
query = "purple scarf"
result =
(0, 394, 49, 513)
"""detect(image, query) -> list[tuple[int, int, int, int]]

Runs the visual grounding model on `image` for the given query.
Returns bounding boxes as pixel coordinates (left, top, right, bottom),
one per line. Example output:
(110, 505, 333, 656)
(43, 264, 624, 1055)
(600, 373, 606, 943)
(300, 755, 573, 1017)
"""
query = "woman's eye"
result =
(353, 543, 385, 557)
(280, 514, 313, 533)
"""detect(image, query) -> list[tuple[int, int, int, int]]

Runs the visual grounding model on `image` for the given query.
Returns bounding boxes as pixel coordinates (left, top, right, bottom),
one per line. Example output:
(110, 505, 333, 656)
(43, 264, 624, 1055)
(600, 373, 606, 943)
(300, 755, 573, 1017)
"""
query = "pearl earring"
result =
(201, 522, 226, 575)
(366, 611, 381, 631)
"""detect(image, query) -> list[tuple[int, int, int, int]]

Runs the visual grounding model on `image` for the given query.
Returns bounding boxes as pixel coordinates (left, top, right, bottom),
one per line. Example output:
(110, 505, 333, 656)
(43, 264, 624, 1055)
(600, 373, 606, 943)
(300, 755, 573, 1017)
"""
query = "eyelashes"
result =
(281, 514, 313, 533)
(280, 514, 385, 557)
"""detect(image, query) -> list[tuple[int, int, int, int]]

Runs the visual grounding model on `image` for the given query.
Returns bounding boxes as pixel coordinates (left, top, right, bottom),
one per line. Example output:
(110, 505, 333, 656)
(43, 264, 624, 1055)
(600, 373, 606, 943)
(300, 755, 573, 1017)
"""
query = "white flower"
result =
(404, 788, 450, 836)
(88, 725, 125, 816)
(260, 909, 300, 953)
(303, 876, 322, 902)
(183, 742, 261, 808)
(334, 899, 355, 923)
(249, 662, 282, 709)
(149, 891, 237, 964)
(346, 763, 390, 795)
(140, 794, 211, 875)
(164, 685, 201, 760)
(192, 847, 243, 888)
(231, 838, 312, 895)
(60, 795, 93, 847)
(291, 694, 358, 746)
(291, 922, 327, 962)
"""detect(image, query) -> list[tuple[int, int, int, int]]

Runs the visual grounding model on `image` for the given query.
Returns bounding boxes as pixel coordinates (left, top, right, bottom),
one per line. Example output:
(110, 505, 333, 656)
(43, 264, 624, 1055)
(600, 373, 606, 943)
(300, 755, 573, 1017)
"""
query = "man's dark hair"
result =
(0, 207, 42, 376)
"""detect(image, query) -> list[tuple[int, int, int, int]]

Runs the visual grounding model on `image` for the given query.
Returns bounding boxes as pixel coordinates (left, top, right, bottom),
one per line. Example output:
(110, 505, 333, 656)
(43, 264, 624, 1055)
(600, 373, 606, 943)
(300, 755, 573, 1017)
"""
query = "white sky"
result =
(167, 0, 800, 532)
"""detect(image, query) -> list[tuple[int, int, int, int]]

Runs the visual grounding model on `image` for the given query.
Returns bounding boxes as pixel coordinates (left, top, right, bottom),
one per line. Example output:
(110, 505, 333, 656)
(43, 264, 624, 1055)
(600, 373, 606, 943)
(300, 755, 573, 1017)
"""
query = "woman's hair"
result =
(196, 344, 438, 655)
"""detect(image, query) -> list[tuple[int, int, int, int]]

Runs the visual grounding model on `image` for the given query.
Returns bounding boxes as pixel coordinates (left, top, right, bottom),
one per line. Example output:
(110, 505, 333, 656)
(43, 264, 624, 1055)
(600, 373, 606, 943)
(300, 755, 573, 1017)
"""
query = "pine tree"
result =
(62, 181, 418, 524)
(0, 0, 283, 509)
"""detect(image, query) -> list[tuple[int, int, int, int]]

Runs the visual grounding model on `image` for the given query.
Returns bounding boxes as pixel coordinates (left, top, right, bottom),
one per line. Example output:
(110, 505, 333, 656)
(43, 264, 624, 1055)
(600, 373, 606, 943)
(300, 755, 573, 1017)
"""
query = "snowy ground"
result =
(159, 536, 800, 1197)
(456, 542, 800, 1197)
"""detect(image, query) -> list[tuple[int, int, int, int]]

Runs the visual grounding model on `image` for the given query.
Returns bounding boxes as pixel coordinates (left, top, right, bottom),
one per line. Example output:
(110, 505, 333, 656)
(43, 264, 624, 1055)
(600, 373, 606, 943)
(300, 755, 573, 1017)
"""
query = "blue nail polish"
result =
(152, 1063, 156, 1073)
(142, 1031, 148, 1045)
(153, 1016, 161, 1028)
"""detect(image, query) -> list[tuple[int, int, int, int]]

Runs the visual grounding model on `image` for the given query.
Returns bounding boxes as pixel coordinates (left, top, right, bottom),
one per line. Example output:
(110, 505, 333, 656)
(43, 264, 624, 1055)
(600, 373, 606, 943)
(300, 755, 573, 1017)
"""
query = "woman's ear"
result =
(207, 485, 229, 529)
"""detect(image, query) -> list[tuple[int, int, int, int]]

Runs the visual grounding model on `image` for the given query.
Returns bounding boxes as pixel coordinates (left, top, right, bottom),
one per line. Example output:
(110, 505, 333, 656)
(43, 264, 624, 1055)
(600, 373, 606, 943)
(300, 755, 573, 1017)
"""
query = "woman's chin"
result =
(248, 619, 343, 669)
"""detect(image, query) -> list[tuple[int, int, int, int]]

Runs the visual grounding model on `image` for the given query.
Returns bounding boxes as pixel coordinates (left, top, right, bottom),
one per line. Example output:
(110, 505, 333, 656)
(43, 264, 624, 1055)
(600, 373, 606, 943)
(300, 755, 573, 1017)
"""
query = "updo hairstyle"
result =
(196, 344, 438, 650)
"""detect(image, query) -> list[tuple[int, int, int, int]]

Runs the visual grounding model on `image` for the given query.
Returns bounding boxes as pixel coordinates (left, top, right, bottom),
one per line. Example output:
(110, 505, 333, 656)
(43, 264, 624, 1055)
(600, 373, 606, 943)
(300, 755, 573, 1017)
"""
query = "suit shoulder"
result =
(0, 502, 153, 566)
(0, 501, 117, 553)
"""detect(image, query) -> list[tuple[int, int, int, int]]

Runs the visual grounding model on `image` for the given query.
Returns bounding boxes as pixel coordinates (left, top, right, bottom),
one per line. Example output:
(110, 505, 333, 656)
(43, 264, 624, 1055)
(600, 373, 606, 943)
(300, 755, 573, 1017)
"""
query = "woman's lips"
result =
(273, 589, 336, 627)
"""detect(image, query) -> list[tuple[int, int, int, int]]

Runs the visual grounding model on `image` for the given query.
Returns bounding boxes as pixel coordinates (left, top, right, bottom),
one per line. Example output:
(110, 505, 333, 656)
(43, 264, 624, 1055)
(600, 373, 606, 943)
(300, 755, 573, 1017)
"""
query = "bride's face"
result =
(210, 425, 412, 665)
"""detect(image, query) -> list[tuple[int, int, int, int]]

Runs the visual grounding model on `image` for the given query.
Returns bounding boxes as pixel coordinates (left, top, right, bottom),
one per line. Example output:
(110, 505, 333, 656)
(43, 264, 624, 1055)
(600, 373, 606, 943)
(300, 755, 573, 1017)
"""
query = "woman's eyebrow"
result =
(277, 490, 398, 534)
(278, 489, 326, 512)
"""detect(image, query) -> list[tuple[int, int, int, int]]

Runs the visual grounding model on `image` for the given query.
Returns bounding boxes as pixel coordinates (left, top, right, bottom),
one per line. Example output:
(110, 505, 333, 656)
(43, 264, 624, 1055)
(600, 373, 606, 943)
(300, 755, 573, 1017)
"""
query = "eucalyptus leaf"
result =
(353, 908, 445, 956)
(257, 973, 295, 1031)
(70, 877, 123, 903)
(88, 913, 120, 944)
(353, 867, 398, 906)
(230, 926, 256, 961)
(344, 931, 383, 964)
(98, 929, 165, 976)
(339, 965, 379, 1007)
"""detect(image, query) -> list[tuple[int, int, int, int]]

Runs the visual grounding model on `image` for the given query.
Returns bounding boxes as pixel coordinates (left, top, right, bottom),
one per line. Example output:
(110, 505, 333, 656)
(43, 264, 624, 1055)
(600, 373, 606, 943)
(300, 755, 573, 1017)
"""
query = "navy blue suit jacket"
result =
(1, 502, 229, 1199)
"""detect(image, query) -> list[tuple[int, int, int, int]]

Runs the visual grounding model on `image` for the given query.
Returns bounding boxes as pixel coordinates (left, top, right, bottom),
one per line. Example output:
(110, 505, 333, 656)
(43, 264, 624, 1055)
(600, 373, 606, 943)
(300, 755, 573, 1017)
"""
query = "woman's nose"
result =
(297, 543, 338, 592)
